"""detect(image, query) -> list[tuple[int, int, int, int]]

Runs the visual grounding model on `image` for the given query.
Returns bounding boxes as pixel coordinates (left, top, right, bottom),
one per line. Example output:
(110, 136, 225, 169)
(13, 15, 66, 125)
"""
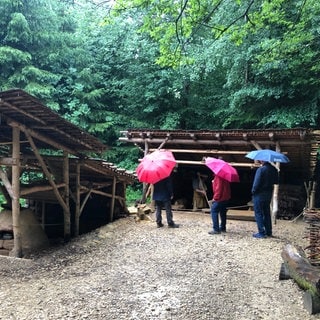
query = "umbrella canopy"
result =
(205, 157, 240, 182)
(136, 149, 176, 184)
(245, 149, 290, 163)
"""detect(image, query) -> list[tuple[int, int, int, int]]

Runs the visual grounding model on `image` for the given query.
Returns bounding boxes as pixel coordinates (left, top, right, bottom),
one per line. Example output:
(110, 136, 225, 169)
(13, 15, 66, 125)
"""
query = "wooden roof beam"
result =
(149, 148, 249, 154)
(250, 140, 262, 150)
(7, 118, 79, 155)
(32, 125, 94, 150)
(20, 183, 65, 196)
(0, 100, 46, 125)
(175, 159, 260, 168)
(158, 134, 172, 149)
(119, 137, 310, 146)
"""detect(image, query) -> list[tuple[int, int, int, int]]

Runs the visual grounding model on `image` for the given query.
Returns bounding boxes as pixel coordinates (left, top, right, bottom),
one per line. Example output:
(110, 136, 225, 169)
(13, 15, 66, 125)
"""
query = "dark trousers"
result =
(210, 200, 229, 232)
(155, 200, 173, 225)
(253, 193, 272, 236)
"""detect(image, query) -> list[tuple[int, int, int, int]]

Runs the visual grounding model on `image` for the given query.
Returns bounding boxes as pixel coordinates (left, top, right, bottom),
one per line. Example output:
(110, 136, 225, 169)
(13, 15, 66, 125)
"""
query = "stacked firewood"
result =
(304, 209, 320, 266)
(277, 184, 306, 220)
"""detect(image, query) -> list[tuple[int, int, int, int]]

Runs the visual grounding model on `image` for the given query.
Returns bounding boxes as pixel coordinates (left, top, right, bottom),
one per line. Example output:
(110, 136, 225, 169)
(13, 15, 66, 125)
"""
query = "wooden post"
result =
(310, 182, 317, 209)
(110, 176, 116, 222)
(272, 184, 279, 225)
(141, 141, 149, 203)
(74, 162, 80, 236)
(11, 126, 22, 257)
(272, 145, 281, 225)
(63, 151, 70, 241)
(41, 201, 45, 230)
(24, 131, 70, 219)
(122, 181, 127, 201)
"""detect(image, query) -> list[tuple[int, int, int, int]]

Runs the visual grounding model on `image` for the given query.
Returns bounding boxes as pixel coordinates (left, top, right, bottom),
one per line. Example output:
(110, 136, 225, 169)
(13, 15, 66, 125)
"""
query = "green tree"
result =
(108, 0, 320, 129)
(0, 0, 79, 107)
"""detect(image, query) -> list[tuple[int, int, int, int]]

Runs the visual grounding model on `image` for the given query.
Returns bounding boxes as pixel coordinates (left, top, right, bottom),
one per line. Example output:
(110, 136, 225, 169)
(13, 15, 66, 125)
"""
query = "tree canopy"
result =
(0, 0, 319, 167)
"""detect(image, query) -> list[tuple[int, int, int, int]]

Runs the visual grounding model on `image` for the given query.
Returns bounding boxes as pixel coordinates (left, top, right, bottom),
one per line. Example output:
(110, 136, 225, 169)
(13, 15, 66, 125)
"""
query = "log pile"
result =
(277, 184, 306, 220)
(0, 233, 14, 256)
(304, 209, 320, 266)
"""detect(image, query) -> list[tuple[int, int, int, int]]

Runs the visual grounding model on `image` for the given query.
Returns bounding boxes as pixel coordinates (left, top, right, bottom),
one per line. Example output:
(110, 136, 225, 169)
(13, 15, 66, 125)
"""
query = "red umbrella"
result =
(205, 157, 240, 182)
(136, 149, 176, 184)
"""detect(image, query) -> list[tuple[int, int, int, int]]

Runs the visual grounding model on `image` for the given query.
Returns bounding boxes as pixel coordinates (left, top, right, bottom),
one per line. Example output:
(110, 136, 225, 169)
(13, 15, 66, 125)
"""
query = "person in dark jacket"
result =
(208, 175, 231, 235)
(251, 161, 279, 238)
(152, 176, 179, 228)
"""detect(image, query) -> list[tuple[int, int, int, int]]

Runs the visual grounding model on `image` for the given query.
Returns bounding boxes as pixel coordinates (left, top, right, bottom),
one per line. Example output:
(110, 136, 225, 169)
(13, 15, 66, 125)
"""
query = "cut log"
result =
(136, 204, 153, 222)
(279, 263, 291, 280)
(281, 243, 320, 293)
(303, 290, 320, 315)
(280, 243, 320, 314)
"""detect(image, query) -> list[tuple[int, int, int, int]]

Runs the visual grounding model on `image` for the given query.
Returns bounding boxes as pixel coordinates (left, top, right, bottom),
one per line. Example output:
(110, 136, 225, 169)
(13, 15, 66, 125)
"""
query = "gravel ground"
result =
(0, 211, 319, 320)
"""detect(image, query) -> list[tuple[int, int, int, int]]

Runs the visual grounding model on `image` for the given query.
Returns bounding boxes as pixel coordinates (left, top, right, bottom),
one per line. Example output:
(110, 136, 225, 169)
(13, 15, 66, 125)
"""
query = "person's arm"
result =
(213, 177, 222, 201)
(252, 168, 262, 195)
(166, 177, 174, 198)
(273, 167, 280, 185)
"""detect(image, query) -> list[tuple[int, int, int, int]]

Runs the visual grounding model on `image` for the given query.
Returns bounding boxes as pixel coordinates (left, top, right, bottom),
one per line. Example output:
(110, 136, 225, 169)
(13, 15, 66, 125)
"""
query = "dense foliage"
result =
(1, 0, 320, 167)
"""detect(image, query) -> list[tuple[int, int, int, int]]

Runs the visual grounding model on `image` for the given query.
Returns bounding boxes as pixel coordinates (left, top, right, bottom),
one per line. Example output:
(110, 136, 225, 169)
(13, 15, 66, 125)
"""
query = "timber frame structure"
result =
(119, 128, 320, 219)
(0, 89, 135, 257)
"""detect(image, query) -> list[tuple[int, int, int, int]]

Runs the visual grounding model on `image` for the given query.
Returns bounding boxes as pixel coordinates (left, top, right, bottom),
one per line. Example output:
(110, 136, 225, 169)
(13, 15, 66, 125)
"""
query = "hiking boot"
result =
(157, 222, 164, 228)
(168, 223, 179, 228)
(208, 230, 221, 235)
(252, 232, 266, 239)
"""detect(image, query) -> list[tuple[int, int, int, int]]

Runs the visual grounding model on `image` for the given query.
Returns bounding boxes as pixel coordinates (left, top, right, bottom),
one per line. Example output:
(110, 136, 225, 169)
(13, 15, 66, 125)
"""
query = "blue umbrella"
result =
(246, 149, 290, 163)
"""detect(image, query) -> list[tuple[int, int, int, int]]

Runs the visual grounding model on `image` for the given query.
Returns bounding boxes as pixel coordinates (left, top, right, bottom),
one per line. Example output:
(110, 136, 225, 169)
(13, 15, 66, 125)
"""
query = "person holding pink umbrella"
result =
(204, 157, 238, 235)
(208, 175, 231, 235)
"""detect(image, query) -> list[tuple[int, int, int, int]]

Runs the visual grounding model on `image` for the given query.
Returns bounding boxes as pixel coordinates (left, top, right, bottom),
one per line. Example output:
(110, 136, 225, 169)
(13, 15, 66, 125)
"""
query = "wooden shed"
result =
(119, 128, 320, 220)
(0, 89, 135, 257)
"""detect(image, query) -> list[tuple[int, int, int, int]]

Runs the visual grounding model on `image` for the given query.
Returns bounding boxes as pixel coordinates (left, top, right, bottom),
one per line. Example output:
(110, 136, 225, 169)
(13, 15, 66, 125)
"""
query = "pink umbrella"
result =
(136, 149, 176, 184)
(205, 157, 240, 182)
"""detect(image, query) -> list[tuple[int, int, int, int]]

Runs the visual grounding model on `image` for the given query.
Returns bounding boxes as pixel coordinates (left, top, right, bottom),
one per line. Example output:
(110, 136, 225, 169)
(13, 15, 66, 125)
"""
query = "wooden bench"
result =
(227, 209, 255, 221)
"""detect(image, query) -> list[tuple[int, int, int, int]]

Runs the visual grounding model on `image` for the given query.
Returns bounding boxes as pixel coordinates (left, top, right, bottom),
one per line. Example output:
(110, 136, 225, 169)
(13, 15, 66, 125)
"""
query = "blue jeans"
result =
(155, 200, 173, 225)
(253, 193, 272, 236)
(210, 200, 229, 232)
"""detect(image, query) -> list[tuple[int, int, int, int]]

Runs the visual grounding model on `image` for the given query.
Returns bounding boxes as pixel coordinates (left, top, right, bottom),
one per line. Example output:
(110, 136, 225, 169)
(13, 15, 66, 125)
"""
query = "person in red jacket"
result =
(208, 175, 231, 235)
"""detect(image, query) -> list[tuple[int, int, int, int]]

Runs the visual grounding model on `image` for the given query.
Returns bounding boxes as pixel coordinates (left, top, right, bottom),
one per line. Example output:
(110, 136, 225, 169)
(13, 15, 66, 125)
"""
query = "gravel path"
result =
(0, 211, 319, 320)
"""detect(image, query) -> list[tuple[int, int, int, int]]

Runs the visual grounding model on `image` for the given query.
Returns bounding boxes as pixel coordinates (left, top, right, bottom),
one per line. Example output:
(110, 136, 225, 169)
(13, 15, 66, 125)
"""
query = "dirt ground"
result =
(0, 211, 319, 320)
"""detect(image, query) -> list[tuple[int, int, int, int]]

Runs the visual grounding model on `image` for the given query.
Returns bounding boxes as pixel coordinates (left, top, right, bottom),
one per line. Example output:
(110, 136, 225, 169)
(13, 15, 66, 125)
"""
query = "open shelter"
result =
(119, 128, 320, 220)
(0, 89, 135, 257)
